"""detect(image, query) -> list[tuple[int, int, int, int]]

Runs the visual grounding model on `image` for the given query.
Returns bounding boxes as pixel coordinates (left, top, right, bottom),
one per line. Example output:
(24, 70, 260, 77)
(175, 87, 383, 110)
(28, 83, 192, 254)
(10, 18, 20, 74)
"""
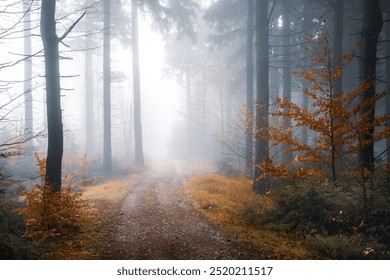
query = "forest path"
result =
(99, 159, 263, 259)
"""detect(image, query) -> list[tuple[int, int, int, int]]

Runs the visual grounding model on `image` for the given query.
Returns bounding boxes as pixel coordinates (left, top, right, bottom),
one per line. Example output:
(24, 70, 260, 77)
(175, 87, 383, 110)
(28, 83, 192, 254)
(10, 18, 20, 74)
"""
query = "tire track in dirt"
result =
(101, 160, 263, 259)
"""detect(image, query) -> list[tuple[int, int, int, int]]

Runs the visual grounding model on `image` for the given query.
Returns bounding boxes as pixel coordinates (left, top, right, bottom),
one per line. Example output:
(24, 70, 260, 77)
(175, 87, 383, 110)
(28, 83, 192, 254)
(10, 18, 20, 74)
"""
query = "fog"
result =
(1, 1, 192, 178)
(1, 0, 390, 263)
(1, 0, 389, 181)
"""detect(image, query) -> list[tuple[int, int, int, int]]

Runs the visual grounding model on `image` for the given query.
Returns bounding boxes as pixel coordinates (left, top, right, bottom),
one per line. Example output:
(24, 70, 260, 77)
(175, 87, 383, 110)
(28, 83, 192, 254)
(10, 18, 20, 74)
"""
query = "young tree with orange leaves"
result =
(260, 30, 389, 204)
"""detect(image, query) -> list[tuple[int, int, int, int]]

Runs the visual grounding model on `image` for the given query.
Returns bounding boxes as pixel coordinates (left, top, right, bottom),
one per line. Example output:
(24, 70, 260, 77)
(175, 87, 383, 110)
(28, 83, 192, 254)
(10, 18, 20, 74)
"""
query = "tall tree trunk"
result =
(41, 0, 63, 192)
(24, 0, 33, 163)
(202, 50, 207, 160)
(333, 0, 343, 95)
(332, 0, 344, 163)
(85, 13, 94, 158)
(186, 68, 192, 158)
(103, 0, 112, 175)
(245, 0, 254, 178)
(360, 0, 383, 171)
(281, 0, 293, 163)
(301, 0, 312, 146)
(253, 0, 269, 194)
(132, 0, 144, 168)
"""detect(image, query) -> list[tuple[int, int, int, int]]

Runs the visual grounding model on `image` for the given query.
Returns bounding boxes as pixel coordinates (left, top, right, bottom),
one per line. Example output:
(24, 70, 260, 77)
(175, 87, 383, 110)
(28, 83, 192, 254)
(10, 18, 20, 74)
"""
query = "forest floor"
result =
(81, 159, 265, 259)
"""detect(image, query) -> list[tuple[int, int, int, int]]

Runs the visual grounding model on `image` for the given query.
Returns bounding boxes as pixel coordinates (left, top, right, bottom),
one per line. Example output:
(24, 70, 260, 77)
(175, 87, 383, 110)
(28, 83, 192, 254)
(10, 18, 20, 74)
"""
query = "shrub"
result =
(18, 184, 89, 240)
(18, 155, 90, 241)
(261, 177, 361, 235)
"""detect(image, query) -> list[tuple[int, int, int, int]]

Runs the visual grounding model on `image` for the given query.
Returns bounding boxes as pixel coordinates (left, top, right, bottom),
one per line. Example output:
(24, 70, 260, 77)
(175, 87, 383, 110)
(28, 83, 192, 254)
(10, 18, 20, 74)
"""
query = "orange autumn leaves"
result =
(257, 32, 389, 183)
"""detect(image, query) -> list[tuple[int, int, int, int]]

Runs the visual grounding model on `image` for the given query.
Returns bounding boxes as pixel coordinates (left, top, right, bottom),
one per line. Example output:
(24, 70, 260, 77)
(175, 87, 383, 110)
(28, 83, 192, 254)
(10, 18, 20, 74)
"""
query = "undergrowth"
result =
(261, 176, 390, 259)
(186, 174, 390, 259)
(0, 154, 95, 259)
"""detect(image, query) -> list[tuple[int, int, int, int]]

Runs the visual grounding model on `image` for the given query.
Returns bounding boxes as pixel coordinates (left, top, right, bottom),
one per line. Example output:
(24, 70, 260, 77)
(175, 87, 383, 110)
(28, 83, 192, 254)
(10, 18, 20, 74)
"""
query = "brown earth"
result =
(91, 159, 265, 259)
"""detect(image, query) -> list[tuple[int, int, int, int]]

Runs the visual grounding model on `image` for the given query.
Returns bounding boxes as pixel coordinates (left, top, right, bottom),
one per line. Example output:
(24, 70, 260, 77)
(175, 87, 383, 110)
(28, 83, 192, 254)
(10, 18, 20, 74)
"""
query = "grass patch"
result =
(82, 180, 130, 203)
(185, 175, 317, 259)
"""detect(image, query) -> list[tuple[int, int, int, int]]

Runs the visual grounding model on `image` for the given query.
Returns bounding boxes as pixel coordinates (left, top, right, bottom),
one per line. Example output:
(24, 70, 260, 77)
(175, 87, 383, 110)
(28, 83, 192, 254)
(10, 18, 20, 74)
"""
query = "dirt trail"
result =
(100, 160, 263, 259)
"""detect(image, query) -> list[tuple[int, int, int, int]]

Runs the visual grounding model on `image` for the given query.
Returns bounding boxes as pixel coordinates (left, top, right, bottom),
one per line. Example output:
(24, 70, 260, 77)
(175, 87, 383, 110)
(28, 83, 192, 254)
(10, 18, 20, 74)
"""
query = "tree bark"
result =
(332, 0, 344, 165)
(85, 12, 94, 158)
(41, 0, 63, 192)
(24, 0, 33, 162)
(359, 0, 383, 171)
(132, 0, 144, 168)
(103, 0, 112, 176)
(186, 68, 192, 158)
(245, 0, 254, 178)
(333, 0, 343, 96)
(253, 0, 269, 194)
(301, 0, 312, 146)
(281, 0, 293, 164)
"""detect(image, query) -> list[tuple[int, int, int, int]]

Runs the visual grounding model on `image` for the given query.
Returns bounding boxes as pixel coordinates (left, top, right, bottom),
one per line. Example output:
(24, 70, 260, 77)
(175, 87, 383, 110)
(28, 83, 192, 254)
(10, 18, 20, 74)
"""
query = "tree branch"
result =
(58, 11, 86, 42)
(268, 0, 277, 27)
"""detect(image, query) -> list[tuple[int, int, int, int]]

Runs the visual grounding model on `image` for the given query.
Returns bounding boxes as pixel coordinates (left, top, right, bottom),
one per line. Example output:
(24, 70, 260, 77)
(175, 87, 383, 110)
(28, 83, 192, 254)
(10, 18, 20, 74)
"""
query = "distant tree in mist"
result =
(245, 0, 255, 178)
(280, 0, 292, 164)
(84, 0, 98, 159)
(82, 0, 130, 173)
(103, 0, 112, 176)
(23, 0, 33, 166)
(131, 0, 144, 169)
(300, 0, 315, 146)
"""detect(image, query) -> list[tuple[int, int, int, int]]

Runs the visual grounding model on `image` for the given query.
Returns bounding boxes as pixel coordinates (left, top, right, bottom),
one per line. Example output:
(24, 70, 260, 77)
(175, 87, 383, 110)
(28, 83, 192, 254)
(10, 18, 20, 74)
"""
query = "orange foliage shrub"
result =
(18, 155, 89, 240)
(19, 185, 87, 240)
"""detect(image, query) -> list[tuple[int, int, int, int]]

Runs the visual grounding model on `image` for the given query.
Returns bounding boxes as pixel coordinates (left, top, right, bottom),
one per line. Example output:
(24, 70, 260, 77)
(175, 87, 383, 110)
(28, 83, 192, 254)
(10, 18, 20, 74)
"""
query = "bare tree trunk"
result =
(253, 0, 269, 194)
(186, 68, 192, 158)
(282, 0, 293, 164)
(132, 0, 144, 168)
(41, 0, 63, 192)
(301, 0, 312, 146)
(202, 51, 207, 160)
(359, 0, 383, 171)
(24, 0, 33, 163)
(85, 13, 94, 158)
(103, 0, 112, 176)
(332, 0, 344, 163)
(245, 0, 254, 178)
(333, 0, 343, 95)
